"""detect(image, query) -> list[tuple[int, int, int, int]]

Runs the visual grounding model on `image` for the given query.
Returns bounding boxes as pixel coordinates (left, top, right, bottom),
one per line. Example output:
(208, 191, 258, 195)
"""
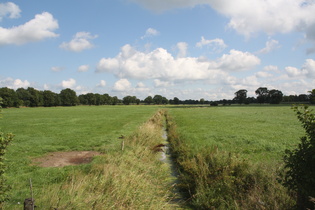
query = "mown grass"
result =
(1, 106, 179, 209)
(167, 105, 304, 163)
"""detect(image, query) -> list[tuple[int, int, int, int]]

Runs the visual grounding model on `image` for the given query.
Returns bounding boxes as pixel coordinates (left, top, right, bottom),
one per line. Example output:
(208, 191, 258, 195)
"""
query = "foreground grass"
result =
(1, 106, 181, 209)
(166, 105, 305, 209)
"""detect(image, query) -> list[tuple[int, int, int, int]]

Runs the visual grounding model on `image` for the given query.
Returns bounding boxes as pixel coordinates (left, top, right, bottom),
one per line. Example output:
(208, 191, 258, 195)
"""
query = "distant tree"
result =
(153, 95, 163, 105)
(161, 97, 168, 104)
(95, 94, 104, 105)
(0, 87, 18, 108)
(86, 93, 96, 105)
(255, 87, 269, 104)
(173, 97, 180, 105)
(42, 90, 56, 107)
(144, 96, 153, 105)
(234, 89, 247, 104)
(298, 94, 309, 103)
(309, 89, 315, 104)
(60, 88, 78, 106)
(200, 98, 205, 104)
(16, 88, 31, 107)
(135, 99, 140, 105)
(268, 89, 283, 104)
(123, 96, 132, 105)
(78, 94, 88, 105)
(27, 87, 41, 107)
(111, 96, 119, 105)
(103, 94, 112, 105)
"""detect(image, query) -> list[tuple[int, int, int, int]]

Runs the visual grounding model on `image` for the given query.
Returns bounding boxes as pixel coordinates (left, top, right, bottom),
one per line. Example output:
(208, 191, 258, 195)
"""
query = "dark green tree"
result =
(111, 96, 119, 105)
(16, 88, 31, 107)
(86, 93, 96, 105)
(268, 89, 283, 104)
(283, 105, 315, 209)
(27, 87, 41, 107)
(123, 96, 132, 105)
(173, 97, 180, 105)
(0, 87, 19, 108)
(153, 95, 163, 105)
(309, 89, 315, 104)
(255, 87, 269, 104)
(234, 89, 247, 104)
(144, 96, 153, 105)
(59, 88, 78, 106)
(103, 94, 112, 105)
(42, 90, 56, 107)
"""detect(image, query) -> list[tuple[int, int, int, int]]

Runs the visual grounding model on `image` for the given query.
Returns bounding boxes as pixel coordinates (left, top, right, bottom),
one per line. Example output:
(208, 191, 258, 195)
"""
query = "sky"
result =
(0, 0, 315, 100)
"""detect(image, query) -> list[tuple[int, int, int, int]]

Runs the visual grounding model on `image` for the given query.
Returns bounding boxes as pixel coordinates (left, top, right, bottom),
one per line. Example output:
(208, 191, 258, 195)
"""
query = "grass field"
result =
(0, 104, 309, 209)
(167, 105, 304, 163)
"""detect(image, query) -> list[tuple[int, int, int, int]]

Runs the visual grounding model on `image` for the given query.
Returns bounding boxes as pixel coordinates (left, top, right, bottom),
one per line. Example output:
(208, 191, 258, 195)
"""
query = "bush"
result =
(283, 105, 315, 209)
(0, 100, 14, 206)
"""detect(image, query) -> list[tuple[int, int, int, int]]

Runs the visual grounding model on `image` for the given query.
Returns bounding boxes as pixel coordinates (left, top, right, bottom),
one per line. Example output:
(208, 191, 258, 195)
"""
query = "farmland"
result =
(0, 105, 307, 209)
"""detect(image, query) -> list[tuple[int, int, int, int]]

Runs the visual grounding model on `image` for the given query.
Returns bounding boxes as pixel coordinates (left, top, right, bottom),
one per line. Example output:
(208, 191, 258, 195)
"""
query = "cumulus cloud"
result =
(0, 2, 21, 21)
(0, 12, 59, 46)
(97, 80, 106, 87)
(78, 65, 89, 72)
(285, 59, 315, 78)
(60, 32, 98, 52)
(0, 77, 30, 89)
(61, 78, 76, 89)
(141, 28, 159, 39)
(176, 42, 188, 58)
(211, 49, 261, 71)
(129, 0, 315, 38)
(196, 36, 227, 52)
(112, 79, 131, 92)
(257, 39, 280, 54)
(96, 44, 260, 82)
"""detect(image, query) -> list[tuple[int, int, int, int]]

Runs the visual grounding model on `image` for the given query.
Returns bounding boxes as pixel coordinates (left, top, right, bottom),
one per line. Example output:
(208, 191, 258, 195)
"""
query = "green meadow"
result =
(0, 105, 308, 209)
(167, 105, 304, 163)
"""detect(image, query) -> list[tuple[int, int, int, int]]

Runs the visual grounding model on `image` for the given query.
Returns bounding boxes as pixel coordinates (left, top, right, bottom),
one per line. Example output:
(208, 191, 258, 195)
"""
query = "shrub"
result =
(0, 99, 14, 206)
(283, 105, 315, 209)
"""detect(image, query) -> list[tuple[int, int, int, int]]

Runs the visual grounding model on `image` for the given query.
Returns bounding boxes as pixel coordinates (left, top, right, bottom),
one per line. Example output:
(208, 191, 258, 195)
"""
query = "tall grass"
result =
(165, 107, 297, 209)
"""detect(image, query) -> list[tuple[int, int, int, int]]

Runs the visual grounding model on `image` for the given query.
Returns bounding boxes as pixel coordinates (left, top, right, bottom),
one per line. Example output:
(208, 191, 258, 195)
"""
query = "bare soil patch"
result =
(33, 151, 102, 167)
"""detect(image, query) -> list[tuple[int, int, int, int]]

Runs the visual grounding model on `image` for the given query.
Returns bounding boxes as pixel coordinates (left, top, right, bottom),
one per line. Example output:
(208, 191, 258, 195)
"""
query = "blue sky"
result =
(0, 0, 315, 100)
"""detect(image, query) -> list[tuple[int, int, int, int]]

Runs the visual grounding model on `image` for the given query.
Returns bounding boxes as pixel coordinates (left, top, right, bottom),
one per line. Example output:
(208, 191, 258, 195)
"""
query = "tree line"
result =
(0, 86, 314, 108)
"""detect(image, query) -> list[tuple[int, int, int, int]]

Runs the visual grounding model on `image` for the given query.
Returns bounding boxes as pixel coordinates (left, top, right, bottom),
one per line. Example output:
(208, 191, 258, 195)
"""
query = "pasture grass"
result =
(167, 105, 304, 164)
(1, 105, 176, 209)
(165, 106, 301, 209)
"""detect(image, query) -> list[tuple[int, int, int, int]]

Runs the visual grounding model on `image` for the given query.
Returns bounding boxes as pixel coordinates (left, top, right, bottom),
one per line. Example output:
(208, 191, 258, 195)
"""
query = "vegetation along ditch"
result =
(1, 105, 315, 209)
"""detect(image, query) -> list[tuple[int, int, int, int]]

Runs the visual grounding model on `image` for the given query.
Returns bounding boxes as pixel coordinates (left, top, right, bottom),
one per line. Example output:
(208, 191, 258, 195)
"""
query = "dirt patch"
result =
(32, 151, 102, 167)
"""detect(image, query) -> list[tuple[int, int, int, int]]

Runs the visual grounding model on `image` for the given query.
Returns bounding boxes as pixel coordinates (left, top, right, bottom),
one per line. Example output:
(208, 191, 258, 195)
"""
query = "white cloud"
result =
(97, 80, 106, 87)
(51, 66, 64, 72)
(154, 79, 172, 87)
(141, 28, 159, 39)
(176, 42, 188, 58)
(61, 78, 76, 89)
(263, 65, 279, 72)
(112, 79, 131, 92)
(60, 32, 97, 52)
(96, 44, 260, 82)
(257, 39, 280, 54)
(0, 2, 21, 21)
(196, 36, 227, 52)
(0, 77, 30, 89)
(130, 0, 315, 38)
(255, 71, 273, 78)
(0, 12, 59, 46)
(78, 65, 89, 72)
(285, 59, 315, 78)
(211, 49, 261, 71)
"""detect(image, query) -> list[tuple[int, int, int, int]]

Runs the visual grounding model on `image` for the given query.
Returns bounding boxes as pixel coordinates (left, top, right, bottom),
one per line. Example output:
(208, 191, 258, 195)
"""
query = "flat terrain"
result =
(168, 105, 305, 163)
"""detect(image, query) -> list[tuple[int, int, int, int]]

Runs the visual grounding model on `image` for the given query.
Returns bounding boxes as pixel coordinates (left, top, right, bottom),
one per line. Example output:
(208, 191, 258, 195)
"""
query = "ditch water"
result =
(159, 126, 184, 205)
